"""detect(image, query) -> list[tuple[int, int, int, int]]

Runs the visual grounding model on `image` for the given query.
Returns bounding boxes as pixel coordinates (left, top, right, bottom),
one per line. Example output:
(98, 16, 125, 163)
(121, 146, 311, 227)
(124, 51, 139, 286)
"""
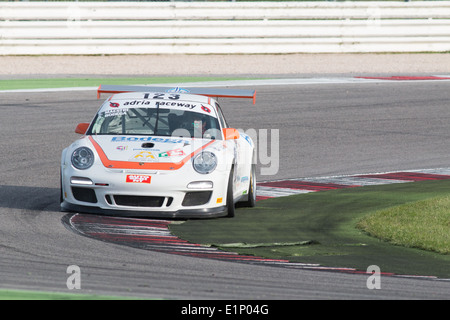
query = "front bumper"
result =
(61, 164, 230, 219)
(61, 201, 228, 218)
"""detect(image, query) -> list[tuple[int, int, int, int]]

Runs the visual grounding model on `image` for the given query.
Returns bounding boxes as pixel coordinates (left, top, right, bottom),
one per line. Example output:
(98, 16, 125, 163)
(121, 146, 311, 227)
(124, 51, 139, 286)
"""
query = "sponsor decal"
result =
(126, 175, 151, 184)
(116, 146, 128, 151)
(121, 99, 198, 110)
(166, 87, 190, 93)
(110, 102, 120, 108)
(111, 136, 189, 144)
(158, 148, 185, 158)
(131, 151, 156, 162)
(158, 101, 198, 109)
(242, 133, 253, 147)
(133, 148, 160, 152)
(123, 100, 152, 106)
(201, 105, 211, 113)
(102, 108, 128, 118)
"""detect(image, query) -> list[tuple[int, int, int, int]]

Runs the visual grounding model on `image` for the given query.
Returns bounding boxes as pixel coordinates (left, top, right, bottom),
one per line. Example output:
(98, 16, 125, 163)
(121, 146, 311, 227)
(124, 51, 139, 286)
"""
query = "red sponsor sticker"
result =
(126, 175, 151, 184)
(167, 148, 185, 157)
(201, 105, 211, 113)
(159, 148, 185, 158)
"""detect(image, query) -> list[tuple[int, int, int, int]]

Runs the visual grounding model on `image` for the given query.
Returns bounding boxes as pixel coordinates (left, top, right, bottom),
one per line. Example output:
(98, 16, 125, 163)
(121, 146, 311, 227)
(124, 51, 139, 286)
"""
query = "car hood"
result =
(89, 135, 219, 164)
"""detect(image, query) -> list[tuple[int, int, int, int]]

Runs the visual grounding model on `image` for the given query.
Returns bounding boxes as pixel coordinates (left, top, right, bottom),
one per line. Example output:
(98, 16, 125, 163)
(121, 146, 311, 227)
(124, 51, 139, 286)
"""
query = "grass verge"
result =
(0, 76, 257, 91)
(169, 179, 450, 278)
(357, 195, 450, 254)
(0, 288, 138, 300)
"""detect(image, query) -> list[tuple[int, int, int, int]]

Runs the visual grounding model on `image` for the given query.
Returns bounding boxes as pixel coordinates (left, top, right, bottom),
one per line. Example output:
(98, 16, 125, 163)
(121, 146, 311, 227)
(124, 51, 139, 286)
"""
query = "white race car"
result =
(60, 85, 257, 218)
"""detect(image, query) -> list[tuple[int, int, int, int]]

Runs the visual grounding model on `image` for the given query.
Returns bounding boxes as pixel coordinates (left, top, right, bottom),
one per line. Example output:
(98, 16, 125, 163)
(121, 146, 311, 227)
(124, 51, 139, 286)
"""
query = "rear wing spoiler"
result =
(97, 84, 256, 104)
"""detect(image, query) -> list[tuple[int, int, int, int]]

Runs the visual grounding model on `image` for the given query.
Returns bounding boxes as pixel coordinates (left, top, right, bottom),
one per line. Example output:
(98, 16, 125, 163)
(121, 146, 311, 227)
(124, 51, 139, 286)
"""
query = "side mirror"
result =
(222, 128, 240, 140)
(75, 123, 90, 135)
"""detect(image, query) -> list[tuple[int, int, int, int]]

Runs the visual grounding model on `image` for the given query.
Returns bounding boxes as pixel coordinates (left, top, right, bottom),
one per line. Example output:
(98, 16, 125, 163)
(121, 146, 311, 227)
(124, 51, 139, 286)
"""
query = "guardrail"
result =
(1, 1, 450, 54)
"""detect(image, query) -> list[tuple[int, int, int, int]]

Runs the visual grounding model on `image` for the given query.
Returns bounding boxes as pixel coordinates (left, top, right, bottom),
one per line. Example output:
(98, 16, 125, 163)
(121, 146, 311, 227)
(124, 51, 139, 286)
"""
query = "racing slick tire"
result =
(60, 172, 63, 204)
(241, 163, 256, 208)
(226, 167, 235, 218)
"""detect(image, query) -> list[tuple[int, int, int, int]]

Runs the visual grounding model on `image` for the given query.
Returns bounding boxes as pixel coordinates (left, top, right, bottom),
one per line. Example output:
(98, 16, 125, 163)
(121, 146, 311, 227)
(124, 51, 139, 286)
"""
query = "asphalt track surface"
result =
(1, 79, 450, 300)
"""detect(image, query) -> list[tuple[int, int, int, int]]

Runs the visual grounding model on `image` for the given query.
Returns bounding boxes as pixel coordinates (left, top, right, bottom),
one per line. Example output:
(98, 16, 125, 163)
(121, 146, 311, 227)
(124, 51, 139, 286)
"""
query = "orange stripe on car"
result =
(88, 136, 215, 170)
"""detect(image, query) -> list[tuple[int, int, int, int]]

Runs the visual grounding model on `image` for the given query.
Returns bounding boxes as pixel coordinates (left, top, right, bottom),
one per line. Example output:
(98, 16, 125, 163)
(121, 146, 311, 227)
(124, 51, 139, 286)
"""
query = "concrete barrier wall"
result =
(1, 1, 450, 54)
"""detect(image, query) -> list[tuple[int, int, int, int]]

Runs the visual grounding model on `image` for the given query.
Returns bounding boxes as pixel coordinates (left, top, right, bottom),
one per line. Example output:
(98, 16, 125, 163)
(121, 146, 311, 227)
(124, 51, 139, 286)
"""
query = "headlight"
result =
(192, 151, 217, 174)
(71, 147, 95, 170)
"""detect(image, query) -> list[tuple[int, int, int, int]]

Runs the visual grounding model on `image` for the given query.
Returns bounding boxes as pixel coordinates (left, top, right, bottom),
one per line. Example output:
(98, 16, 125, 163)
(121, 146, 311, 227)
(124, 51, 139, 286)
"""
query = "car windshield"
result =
(88, 107, 222, 140)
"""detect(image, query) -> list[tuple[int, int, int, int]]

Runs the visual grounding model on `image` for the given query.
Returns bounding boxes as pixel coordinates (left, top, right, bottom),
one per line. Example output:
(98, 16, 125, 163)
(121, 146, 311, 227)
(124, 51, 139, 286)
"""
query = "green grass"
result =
(169, 180, 450, 278)
(357, 195, 450, 254)
(0, 288, 140, 300)
(0, 76, 258, 91)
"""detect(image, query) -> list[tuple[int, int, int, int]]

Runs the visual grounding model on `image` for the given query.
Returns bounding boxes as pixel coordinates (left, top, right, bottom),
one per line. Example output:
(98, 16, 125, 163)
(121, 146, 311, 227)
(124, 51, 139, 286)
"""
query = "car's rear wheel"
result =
(242, 164, 256, 207)
(60, 172, 63, 204)
(226, 167, 235, 218)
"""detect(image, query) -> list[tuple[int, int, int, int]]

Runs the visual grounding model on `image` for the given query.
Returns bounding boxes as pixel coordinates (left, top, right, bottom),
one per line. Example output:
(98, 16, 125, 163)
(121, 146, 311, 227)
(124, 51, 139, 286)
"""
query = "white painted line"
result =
(415, 168, 450, 176)
(299, 176, 410, 186)
(256, 187, 313, 198)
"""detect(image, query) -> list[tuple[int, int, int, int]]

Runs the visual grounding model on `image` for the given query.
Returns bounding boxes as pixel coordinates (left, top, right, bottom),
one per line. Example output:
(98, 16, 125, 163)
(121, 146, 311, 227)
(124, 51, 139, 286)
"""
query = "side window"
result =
(215, 103, 228, 129)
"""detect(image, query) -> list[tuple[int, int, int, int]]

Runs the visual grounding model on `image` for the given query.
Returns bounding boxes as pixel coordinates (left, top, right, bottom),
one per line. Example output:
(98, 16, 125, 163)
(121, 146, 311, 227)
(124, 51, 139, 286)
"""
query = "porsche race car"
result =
(60, 85, 257, 218)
